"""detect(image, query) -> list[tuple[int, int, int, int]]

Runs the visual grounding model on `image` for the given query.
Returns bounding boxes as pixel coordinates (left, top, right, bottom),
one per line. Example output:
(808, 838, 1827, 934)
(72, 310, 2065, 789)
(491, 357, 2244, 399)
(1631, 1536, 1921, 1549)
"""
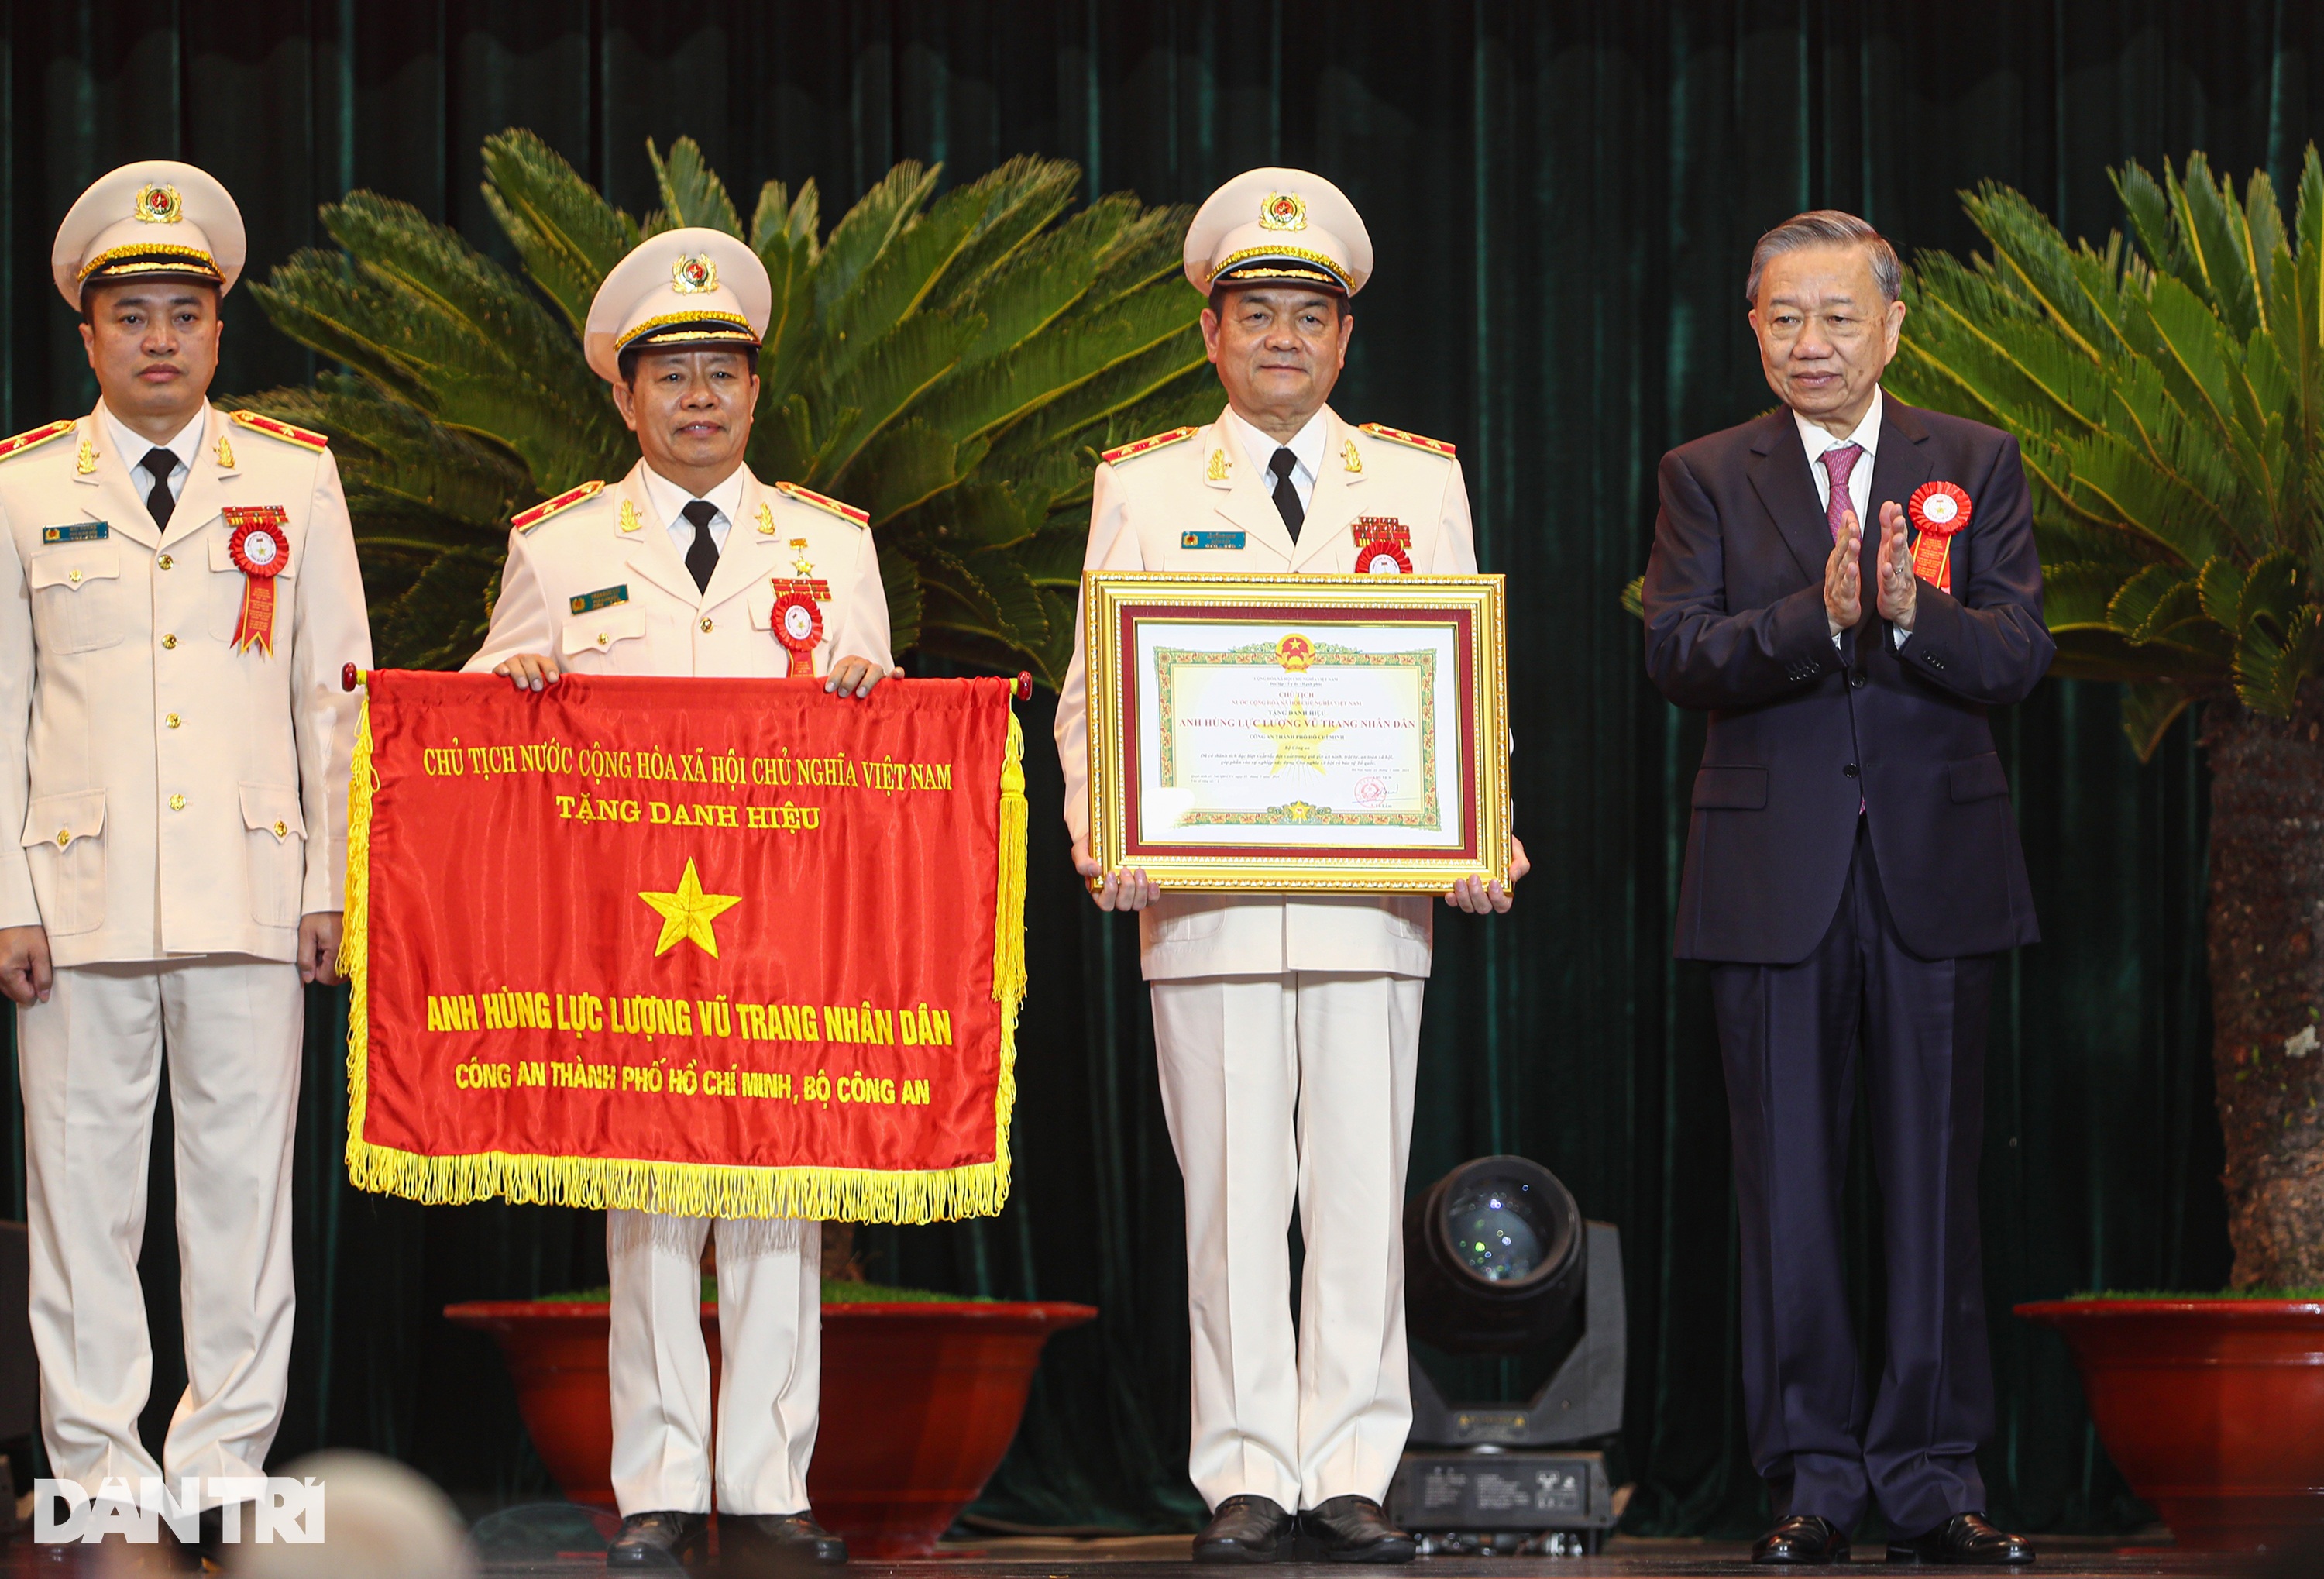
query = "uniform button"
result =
(596, 631, 609, 647)
(166, 713, 181, 728)
(700, 617, 713, 633)
(273, 820, 288, 838)
(54, 829, 69, 848)
(68, 569, 81, 583)
(163, 634, 178, 649)
(1843, 764, 1860, 779)
(157, 554, 173, 570)
(1850, 672, 1866, 689)
(168, 793, 186, 810)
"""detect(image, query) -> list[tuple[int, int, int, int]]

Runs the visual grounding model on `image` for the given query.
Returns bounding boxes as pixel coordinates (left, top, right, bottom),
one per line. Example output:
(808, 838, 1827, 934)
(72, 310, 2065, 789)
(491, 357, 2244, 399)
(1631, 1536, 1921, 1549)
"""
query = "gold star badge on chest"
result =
(772, 538, 830, 602)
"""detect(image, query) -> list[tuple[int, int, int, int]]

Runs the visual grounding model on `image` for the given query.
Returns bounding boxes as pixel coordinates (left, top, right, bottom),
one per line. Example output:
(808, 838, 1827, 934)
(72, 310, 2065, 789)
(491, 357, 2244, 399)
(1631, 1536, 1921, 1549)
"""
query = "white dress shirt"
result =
(1226, 406, 1328, 514)
(1795, 387, 1908, 647)
(101, 403, 205, 507)
(641, 462, 744, 557)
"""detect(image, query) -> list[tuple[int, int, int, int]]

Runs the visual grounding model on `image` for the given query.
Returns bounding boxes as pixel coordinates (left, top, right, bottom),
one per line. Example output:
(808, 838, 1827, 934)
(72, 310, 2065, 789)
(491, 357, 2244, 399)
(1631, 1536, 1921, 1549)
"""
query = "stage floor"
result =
(2, 1530, 2286, 1576)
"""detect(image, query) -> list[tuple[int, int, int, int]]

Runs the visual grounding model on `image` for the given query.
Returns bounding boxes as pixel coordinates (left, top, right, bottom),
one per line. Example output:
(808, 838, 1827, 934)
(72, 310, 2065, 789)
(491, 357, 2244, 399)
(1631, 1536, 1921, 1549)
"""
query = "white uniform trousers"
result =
(607, 1209, 820, 1515)
(19, 958, 303, 1498)
(1150, 972, 1425, 1512)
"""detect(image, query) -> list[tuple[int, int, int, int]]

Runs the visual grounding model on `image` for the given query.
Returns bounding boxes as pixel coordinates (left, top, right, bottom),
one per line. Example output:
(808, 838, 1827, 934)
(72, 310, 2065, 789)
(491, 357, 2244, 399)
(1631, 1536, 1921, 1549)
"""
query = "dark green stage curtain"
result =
(0, 0, 2299, 1536)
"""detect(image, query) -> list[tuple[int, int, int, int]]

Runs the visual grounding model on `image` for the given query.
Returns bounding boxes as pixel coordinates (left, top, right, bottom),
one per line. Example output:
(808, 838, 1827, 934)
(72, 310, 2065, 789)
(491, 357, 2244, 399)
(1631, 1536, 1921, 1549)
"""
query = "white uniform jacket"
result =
(0, 404, 371, 967)
(1054, 405, 1478, 981)
(466, 460, 892, 683)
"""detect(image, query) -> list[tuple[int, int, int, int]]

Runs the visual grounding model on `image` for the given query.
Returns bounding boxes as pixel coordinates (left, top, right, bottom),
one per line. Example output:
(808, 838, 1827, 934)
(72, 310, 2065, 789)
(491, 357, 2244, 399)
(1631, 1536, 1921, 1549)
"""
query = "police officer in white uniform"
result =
(0, 161, 372, 1552)
(1054, 170, 1529, 1564)
(467, 227, 892, 1571)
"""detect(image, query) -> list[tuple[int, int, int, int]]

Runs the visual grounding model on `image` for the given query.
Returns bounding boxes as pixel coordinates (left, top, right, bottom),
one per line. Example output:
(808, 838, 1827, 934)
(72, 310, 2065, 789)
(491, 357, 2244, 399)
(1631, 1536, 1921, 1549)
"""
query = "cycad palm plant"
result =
(1886, 148, 2324, 1288)
(239, 130, 1217, 681)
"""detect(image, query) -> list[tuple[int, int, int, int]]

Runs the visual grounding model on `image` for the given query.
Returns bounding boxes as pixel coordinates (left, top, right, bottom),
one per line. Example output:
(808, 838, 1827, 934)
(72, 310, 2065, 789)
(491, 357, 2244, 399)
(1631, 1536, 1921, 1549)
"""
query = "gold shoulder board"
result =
(1101, 425, 1199, 466)
(775, 480, 870, 527)
(1357, 422, 1456, 459)
(514, 480, 606, 535)
(0, 419, 76, 464)
(230, 410, 330, 451)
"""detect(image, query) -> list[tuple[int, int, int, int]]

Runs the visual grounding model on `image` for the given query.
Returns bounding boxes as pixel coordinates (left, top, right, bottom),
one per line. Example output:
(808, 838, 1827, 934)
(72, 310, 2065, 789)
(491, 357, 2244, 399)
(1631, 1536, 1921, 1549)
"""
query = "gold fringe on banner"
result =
(341, 681, 1029, 1223)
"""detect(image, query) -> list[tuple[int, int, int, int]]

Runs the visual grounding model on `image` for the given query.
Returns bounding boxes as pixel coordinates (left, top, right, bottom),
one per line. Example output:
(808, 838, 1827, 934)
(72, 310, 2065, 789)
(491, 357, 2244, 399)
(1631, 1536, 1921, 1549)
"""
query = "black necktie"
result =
(682, 499, 720, 592)
(1268, 447, 1303, 542)
(142, 447, 177, 529)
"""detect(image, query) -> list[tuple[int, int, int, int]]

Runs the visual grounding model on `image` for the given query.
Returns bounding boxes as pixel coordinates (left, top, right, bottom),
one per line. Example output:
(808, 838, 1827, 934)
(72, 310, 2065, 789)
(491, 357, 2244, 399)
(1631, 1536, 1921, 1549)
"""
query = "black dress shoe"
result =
(1300, 1496, 1416, 1564)
(1886, 1512, 2033, 1565)
(607, 1509, 709, 1569)
(1195, 1495, 1295, 1563)
(1754, 1513, 1851, 1564)
(720, 1512, 850, 1568)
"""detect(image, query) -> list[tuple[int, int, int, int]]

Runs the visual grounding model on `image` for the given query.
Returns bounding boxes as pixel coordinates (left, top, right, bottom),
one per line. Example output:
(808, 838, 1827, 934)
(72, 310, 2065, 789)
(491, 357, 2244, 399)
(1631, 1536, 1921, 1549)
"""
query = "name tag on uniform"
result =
(569, 584, 629, 614)
(42, 523, 108, 544)
(1181, 530, 1246, 550)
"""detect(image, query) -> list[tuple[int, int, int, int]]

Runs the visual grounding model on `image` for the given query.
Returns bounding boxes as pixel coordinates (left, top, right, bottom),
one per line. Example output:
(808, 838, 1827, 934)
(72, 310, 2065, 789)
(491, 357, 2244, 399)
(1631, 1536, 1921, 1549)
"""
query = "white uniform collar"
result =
(639, 460, 748, 530)
(101, 401, 208, 474)
(1793, 385, 1882, 470)
(1225, 404, 1329, 486)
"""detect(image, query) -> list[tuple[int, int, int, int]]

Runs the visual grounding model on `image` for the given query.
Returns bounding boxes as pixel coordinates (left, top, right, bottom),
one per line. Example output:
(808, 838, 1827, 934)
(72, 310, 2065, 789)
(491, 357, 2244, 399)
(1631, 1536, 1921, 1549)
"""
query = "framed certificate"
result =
(1084, 572, 1509, 892)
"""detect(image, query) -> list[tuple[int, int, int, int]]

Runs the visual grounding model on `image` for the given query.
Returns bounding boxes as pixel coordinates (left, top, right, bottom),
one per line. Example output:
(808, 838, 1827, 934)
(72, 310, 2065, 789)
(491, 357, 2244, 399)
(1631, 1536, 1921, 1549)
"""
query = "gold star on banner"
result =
(1257, 695, 1338, 775)
(638, 858, 742, 958)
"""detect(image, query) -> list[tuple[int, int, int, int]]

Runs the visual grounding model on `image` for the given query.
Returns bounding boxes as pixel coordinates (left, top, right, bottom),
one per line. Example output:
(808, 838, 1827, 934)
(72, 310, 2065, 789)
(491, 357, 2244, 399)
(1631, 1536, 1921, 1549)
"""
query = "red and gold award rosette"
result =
(773, 589, 823, 676)
(1353, 516, 1413, 575)
(224, 506, 290, 654)
(1906, 481, 1969, 593)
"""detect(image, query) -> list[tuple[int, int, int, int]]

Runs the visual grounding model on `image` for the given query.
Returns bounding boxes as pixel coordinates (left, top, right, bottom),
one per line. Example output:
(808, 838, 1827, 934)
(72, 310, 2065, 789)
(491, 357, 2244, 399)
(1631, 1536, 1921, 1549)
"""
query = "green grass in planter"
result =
(535, 1278, 992, 1305)
(2070, 1287, 2324, 1300)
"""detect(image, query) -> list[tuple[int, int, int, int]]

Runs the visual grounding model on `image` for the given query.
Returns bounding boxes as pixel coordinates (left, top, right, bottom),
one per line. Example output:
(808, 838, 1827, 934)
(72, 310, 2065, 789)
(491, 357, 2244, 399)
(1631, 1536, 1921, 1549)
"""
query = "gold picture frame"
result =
(1084, 571, 1510, 892)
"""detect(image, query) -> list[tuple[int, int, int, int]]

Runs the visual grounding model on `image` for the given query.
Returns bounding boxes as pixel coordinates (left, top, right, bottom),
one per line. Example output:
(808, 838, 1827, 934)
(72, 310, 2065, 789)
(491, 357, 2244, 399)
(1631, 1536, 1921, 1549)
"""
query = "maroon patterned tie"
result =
(1821, 442, 1870, 814)
(1820, 442, 1862, 540)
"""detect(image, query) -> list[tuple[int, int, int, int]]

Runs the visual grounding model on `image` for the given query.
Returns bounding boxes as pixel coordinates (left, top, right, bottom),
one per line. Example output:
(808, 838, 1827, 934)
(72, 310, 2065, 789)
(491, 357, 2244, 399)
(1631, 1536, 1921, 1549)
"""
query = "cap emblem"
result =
(1258, 191, 1308, 232)
(671, 253, 718, 294)
(134, 184, 183, 224)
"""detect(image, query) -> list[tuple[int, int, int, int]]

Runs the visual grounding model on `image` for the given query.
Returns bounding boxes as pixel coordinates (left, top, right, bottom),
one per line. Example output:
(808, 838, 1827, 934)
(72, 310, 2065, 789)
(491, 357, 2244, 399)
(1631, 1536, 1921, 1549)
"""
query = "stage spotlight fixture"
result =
(1404, 1154, 1584, 1355)
(1390, 1156, 1627, 1556)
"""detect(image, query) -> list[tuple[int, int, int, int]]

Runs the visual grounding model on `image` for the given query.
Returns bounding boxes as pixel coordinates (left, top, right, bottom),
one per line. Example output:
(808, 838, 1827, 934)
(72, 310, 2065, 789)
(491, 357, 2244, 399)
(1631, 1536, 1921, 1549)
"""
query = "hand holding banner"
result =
(342, 672, 1026, 1222)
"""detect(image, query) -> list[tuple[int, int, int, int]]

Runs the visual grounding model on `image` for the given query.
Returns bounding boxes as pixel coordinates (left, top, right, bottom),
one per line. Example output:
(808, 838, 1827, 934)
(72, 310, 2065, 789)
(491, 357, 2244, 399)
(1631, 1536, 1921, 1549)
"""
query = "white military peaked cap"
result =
(1182, 167, 1373, 298)
(52, 160, 247, 308)
(585, 228, 771, 383)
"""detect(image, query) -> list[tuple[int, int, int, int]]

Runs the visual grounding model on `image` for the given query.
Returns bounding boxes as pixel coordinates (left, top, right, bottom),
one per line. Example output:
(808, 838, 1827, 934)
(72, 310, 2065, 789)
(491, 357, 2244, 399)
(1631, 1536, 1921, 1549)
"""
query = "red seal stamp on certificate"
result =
(1353, 516, 1412, 574)
(772, 588, 823, 676)
(223, 506, 291, 654)
(1905, 481, 1971, 593)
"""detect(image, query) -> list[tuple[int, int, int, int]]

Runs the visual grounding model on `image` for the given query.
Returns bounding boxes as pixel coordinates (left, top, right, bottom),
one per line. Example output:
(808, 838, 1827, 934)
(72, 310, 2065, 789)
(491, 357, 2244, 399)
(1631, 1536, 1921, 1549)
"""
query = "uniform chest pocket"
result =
(26, 545, 125, 654)
(561, 603, 648, 665)
(207, 529, 300, 642)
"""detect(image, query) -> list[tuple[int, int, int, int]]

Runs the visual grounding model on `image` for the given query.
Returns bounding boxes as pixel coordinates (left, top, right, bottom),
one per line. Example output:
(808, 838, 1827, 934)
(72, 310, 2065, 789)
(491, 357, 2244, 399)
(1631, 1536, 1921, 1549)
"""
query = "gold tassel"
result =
(981, 704, 1029, 1216)
(342, 698, 380, 1188)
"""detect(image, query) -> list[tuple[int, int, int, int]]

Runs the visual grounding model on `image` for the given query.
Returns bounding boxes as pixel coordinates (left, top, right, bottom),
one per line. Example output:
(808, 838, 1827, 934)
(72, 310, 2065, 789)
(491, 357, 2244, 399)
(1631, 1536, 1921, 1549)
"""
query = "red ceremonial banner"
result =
(342, 671, 1026, 1222)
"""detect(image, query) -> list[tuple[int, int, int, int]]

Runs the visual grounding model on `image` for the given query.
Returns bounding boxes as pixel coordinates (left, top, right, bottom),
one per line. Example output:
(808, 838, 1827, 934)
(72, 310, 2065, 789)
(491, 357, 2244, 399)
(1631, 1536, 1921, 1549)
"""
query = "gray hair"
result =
(1745, 210, 1902, 306)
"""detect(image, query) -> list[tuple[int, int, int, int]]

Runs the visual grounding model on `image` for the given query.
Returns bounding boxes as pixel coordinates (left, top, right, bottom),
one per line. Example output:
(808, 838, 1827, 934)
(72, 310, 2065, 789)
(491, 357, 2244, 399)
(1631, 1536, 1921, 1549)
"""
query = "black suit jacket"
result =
(1642, 397, 2054, 965)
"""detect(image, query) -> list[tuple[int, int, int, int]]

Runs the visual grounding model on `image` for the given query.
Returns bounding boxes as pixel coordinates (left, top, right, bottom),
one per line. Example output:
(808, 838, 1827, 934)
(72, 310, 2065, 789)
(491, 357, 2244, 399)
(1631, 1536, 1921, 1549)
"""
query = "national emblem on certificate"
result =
(1081, 571, 1509, 891)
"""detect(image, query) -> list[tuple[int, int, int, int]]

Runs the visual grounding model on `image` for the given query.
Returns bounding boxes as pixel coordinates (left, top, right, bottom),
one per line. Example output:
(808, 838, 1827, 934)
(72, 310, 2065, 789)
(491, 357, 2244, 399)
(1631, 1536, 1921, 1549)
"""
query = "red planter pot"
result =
(2016, 1298, 2324, 1552)
(443, 1299, 1097, 1557)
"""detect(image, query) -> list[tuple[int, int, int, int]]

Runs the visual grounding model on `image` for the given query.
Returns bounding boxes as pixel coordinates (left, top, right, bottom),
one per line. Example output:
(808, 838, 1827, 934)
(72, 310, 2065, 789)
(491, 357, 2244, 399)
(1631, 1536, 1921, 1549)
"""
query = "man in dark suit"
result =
(1642, 211, 2051, 1567)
